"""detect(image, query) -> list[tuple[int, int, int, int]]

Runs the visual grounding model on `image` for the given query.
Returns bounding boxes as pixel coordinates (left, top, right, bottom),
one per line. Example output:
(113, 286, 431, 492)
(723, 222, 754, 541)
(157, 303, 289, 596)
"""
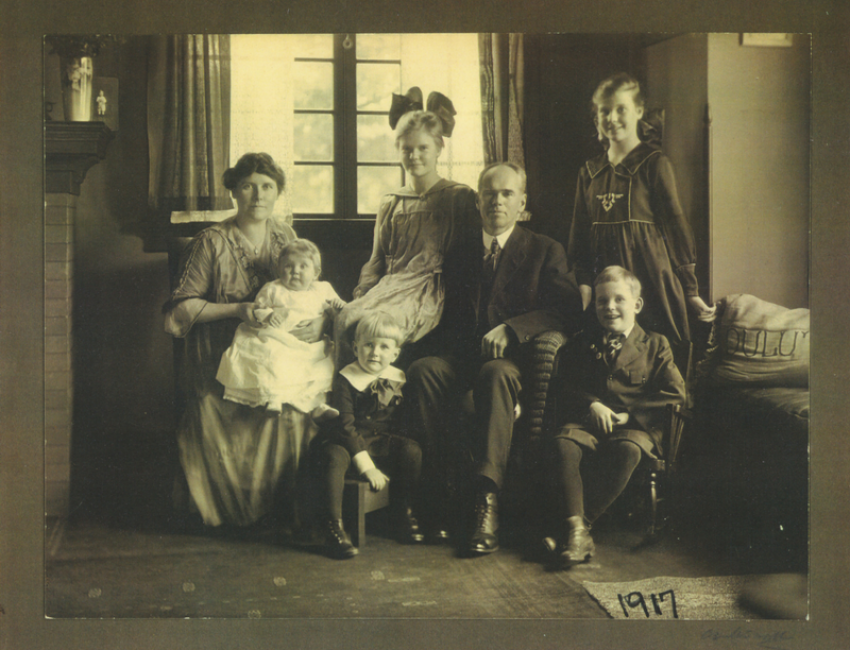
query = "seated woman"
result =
(164, 152, 325, 529)
(333, 89, 480, 370)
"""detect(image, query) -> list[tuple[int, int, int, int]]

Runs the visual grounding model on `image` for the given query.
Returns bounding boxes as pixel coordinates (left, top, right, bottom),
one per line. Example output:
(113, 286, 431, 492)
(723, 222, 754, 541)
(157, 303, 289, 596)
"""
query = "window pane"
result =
(294, 114, 334, 162)
(291, 34, 333, 59)
(357, 62, 400, 111)
(293, 61, 333, 110)
(292, 165, 334, 214)
(357, 115, 397, 163)
(358, 166, 402, 214)
(357, 34, 401, 60)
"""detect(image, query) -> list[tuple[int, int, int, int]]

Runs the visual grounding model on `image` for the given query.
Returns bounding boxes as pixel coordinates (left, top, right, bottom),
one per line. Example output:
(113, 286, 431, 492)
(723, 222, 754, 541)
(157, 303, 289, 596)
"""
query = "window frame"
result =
(293, 34, 405, 223)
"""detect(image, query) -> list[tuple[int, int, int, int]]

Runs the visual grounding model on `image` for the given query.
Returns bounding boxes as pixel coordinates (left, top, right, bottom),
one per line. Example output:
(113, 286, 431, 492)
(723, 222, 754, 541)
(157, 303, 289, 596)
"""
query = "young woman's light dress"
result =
(334, 178, 479, 364)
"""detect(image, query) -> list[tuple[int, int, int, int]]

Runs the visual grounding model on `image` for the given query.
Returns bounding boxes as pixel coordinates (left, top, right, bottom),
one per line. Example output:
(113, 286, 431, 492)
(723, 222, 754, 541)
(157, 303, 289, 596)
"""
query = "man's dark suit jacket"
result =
(438, 224, 582, 365)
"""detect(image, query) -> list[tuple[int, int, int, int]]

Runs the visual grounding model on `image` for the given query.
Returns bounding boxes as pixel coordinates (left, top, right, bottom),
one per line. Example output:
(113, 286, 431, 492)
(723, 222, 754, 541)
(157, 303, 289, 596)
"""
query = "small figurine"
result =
(97, 91, 107, 117)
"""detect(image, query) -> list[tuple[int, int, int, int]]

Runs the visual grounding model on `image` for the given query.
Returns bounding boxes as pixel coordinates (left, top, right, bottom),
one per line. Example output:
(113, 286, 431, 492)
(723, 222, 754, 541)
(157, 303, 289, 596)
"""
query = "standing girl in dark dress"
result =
(568, 73, 714, 349)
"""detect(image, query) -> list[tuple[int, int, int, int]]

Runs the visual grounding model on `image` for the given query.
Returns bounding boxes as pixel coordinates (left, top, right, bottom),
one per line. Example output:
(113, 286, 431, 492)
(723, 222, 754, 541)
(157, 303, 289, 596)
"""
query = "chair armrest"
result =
(524, 329, 569, 439)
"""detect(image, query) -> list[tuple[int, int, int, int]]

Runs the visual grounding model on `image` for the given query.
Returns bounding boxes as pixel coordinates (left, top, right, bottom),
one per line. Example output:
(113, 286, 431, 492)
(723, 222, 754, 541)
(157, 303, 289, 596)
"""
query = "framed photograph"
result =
(2, 3, 848, 650)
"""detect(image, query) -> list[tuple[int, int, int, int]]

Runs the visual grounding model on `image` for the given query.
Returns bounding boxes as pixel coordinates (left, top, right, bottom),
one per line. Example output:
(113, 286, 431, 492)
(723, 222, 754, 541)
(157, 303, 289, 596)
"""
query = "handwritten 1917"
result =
(617, 590, 678, 618)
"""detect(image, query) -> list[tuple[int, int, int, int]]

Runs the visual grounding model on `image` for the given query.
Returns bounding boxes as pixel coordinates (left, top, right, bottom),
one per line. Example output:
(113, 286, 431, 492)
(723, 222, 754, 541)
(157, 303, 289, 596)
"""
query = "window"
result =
(230, 33, 483, 222)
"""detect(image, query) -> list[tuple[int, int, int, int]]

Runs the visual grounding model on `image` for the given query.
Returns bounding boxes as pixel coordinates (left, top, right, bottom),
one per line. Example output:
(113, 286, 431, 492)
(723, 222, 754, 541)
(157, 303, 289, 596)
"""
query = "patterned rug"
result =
(582, 575, 759, 620)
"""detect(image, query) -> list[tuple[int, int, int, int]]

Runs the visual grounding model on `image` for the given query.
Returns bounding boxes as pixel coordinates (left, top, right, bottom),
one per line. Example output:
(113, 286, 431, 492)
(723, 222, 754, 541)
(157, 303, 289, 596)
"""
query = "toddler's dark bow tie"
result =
(370, 378, 402, 407)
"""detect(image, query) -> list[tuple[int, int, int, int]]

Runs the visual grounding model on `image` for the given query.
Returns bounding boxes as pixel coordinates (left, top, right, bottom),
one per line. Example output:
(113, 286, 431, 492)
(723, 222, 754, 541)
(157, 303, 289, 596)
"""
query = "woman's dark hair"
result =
(222, 153, 286, 194)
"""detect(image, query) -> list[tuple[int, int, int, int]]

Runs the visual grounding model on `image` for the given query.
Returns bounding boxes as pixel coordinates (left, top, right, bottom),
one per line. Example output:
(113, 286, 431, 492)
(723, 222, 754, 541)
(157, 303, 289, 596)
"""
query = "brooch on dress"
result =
(596, 193, 624, 212)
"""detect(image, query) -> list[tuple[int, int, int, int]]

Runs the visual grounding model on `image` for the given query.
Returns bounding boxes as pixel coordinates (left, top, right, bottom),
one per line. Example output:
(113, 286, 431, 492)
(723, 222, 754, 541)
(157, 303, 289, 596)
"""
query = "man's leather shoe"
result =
(393, 505, 425, 544)
(468, 491, 499, 555)
(324, 519, 358, 559)
(426, 527, 451, 544)
(559, 516, 594, 566)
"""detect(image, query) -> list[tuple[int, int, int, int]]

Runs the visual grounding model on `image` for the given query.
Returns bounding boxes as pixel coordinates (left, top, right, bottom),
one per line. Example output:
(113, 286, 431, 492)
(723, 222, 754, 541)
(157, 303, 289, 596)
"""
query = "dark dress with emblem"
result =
(568, 142, 700, 347)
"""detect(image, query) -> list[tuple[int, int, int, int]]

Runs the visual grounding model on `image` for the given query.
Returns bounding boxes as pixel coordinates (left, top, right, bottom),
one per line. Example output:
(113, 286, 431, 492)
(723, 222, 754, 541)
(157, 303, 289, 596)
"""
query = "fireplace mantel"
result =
(44, 121, 114, 518)
(45, 121, 115, 195)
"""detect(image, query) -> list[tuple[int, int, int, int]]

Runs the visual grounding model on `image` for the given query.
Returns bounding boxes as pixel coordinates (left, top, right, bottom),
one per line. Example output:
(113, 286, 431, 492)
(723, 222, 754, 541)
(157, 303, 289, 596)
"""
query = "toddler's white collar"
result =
(340, 362, 406, 392)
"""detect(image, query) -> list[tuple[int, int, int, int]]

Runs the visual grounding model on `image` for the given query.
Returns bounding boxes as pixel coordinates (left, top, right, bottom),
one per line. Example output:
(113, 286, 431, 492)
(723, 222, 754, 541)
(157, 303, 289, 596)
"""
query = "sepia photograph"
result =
(2, 2, 848, 650)
(40, 31, 811, 622)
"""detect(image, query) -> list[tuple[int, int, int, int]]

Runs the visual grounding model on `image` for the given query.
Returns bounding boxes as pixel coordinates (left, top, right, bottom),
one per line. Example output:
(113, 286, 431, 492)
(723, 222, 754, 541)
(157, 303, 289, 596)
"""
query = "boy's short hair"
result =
(354, 312, 406, 347)
(279, 238, 322, 277)
(594, 265, 642, 298)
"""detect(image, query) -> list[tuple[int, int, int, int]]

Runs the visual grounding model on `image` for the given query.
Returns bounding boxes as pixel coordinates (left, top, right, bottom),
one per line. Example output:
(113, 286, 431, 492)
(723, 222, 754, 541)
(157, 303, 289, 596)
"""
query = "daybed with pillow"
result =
(686, 294, 809, 569)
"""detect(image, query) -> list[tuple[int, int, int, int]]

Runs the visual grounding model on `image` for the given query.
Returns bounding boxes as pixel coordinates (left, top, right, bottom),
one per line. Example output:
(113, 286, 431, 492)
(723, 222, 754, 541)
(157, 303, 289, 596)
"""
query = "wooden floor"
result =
(44, 506, 783, 620)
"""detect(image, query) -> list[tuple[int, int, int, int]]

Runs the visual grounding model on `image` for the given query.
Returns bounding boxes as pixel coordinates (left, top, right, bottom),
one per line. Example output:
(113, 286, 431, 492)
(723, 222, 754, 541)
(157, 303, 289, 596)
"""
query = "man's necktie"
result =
(484, 238, 501, 272)
(478, 238, 501, 336)
(605, 333, 625, 365)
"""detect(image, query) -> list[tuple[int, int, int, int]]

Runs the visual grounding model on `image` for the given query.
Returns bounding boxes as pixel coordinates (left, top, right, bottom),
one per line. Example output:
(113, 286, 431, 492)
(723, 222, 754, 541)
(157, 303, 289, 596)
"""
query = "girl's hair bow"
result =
(389, 86, 457, 137)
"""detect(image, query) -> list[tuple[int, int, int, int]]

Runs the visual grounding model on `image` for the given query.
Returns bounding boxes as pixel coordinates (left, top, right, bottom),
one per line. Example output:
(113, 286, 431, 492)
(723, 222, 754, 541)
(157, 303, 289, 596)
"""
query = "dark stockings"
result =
(554, 438, 643, 524)
(320, 437, 422, 520)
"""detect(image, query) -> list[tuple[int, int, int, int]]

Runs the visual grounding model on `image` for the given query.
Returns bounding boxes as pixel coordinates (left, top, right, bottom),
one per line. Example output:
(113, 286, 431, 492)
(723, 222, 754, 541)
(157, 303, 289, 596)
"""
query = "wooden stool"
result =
(342, 479, 390, 547)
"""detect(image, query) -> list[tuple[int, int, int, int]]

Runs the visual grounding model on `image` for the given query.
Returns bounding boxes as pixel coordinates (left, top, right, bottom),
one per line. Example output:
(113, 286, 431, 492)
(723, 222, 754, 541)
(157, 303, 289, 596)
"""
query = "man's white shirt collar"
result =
(340, 362, 406, 392)
(482, 225, 515, 252)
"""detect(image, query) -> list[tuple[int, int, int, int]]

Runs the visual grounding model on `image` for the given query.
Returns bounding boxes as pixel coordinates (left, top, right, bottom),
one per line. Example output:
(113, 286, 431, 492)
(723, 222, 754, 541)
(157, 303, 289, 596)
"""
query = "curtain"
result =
(479, 33, 525, 169)
(399, 34, 485, 191)
(229, 35, 295, 223)
(147, 35, 233, 214)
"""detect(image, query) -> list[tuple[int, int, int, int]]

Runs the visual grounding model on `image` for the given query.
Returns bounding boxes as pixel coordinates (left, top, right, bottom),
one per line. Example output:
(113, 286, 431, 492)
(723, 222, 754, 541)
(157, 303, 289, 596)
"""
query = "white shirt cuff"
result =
(352, 451, 377, 475)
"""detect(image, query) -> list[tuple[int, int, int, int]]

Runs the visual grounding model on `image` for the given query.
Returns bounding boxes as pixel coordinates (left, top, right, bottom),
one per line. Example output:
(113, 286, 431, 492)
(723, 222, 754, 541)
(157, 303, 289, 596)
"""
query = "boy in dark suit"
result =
(405, 162, 583, 555)
(315, 312, 424, 559)
(546, 265, 685, 567)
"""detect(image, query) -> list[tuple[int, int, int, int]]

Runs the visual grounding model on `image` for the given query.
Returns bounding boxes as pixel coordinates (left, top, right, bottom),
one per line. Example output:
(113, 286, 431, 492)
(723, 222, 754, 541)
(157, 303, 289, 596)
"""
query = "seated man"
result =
(406, 161, 583, 555)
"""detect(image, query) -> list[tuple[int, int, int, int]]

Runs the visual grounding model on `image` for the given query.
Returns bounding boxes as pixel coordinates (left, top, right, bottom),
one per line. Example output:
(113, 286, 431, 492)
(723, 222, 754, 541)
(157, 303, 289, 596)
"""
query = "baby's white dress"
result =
(216, 279, 340, 412)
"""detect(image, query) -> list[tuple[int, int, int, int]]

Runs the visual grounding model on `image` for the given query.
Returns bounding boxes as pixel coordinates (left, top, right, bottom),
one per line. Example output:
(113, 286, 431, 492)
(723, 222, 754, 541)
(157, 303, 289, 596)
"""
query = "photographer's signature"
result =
(702, 627, 795, 650)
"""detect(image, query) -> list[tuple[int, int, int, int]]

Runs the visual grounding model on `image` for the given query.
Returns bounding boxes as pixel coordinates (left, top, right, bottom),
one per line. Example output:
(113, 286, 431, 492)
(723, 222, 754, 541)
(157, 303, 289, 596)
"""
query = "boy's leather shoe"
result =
(324, 519, 358, 559)
(559, 516, 594, 566)
(468, 491, 499, 555)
